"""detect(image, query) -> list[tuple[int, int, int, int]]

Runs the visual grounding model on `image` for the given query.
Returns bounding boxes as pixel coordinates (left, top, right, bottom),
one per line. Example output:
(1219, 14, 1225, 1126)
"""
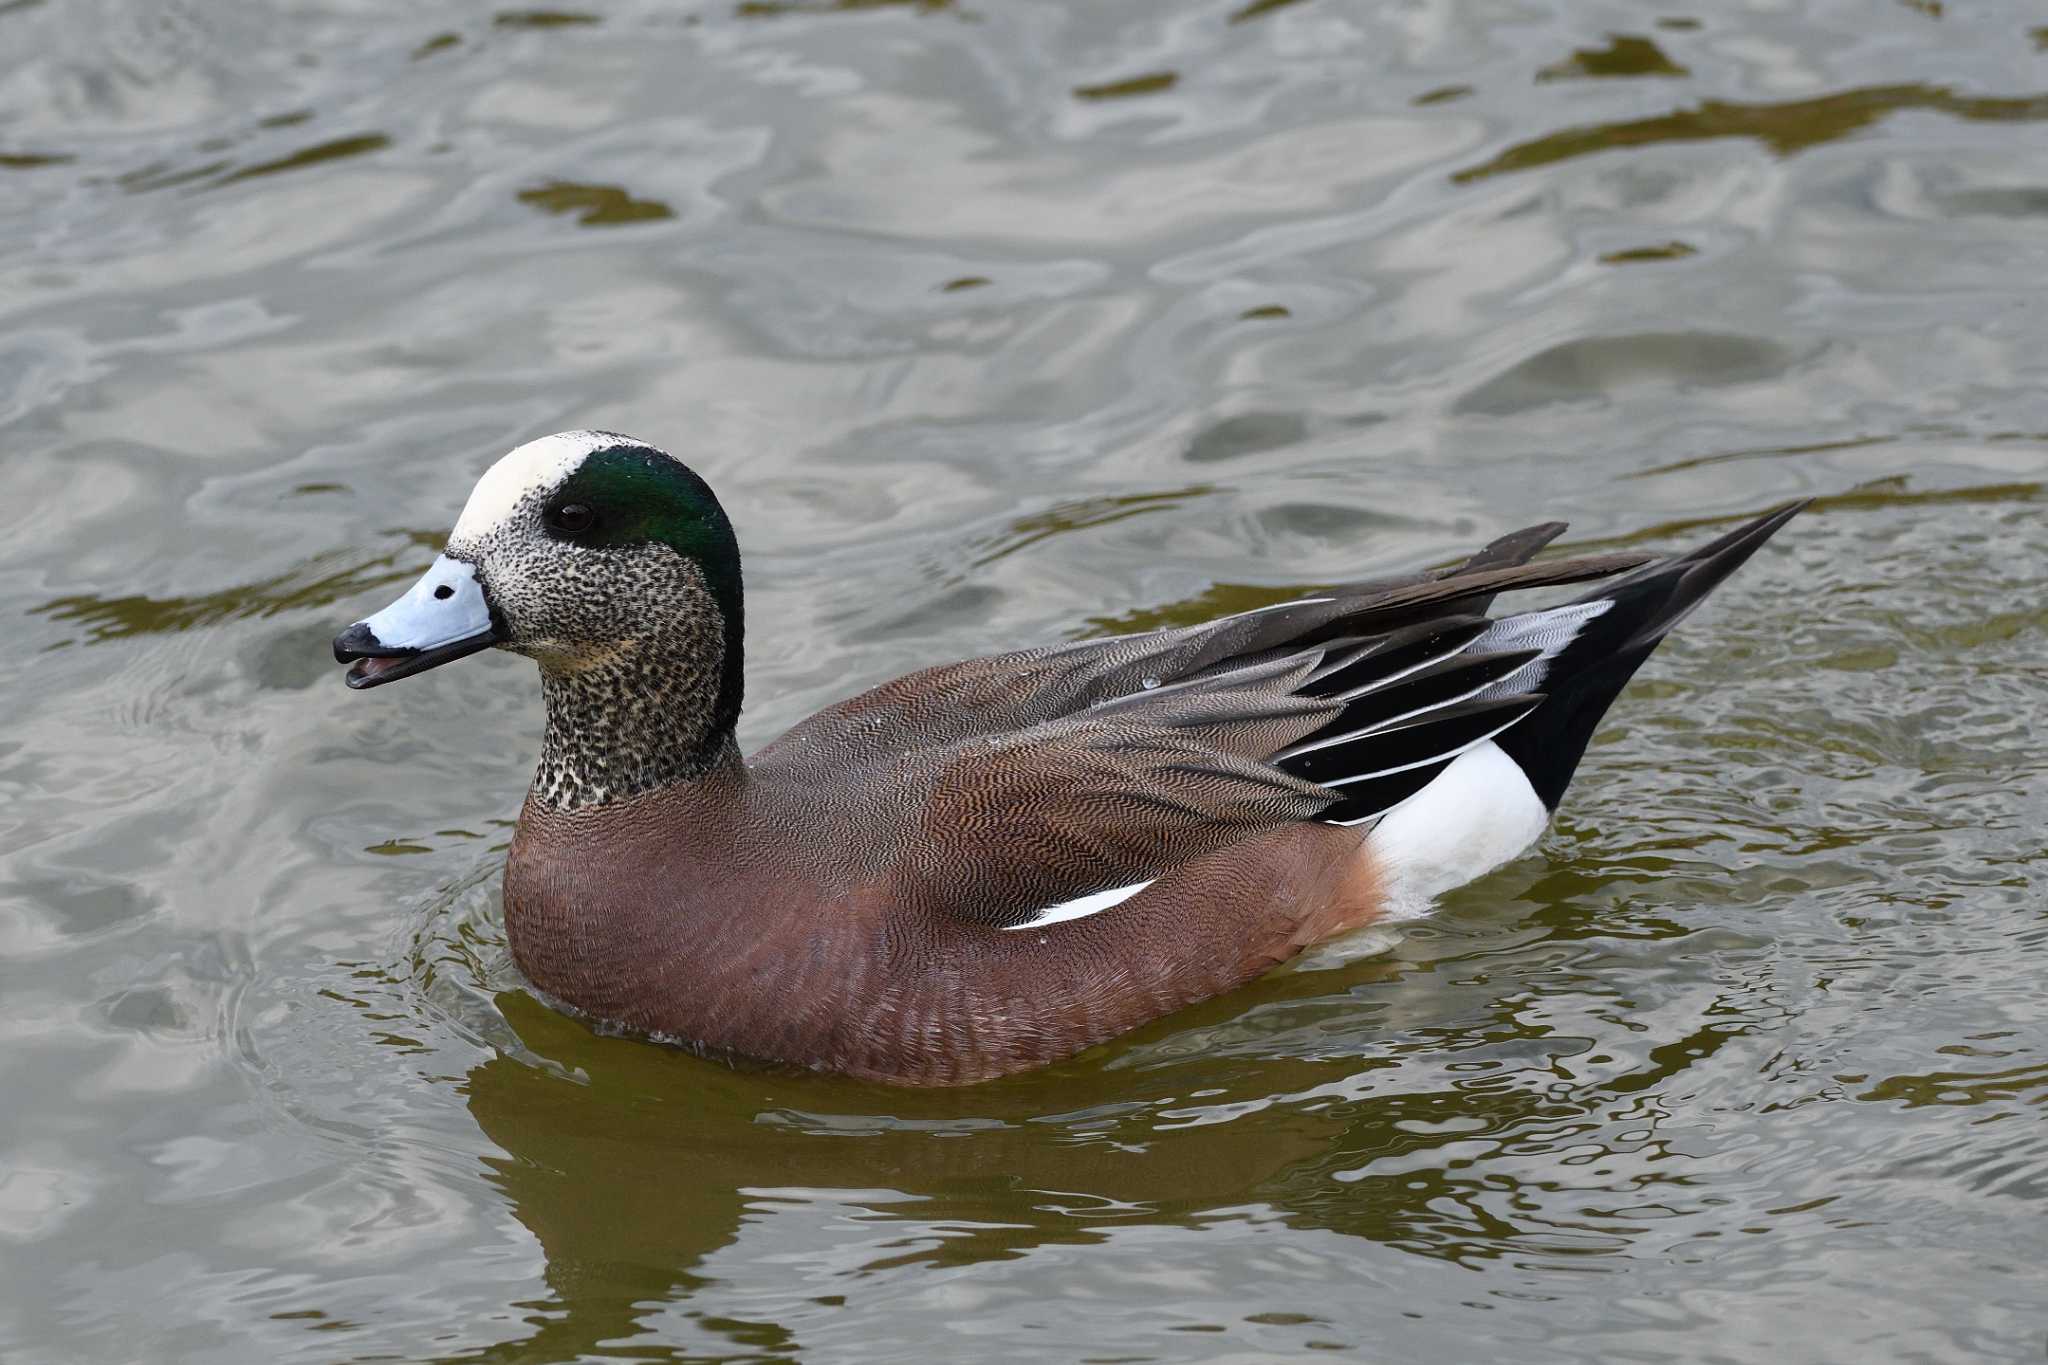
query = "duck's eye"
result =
(548, 503, 596, 535)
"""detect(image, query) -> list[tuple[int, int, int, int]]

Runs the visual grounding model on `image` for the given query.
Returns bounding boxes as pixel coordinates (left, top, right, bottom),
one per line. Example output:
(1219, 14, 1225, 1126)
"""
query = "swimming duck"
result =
(334, 431, 1803, 1085)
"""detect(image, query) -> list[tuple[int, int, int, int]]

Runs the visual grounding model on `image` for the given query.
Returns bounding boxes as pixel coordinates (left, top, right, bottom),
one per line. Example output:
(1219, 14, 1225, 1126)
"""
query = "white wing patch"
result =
(450, 430, 620, 542)
(1000, 879, 1154, 931)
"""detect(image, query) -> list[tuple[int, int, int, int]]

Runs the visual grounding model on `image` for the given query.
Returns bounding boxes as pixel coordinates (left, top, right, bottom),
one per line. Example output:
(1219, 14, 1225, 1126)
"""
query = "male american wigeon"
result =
(335, 431, 1803, 1085)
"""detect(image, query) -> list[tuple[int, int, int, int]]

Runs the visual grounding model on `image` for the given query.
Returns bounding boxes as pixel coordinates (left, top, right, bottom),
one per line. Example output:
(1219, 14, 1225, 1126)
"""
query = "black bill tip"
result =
(333, 622, 380, 665)
(334, 623, 497, 690)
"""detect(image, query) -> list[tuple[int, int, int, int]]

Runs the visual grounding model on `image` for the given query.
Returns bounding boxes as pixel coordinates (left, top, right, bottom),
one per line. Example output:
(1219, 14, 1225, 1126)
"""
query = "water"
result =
(3, 1, 2045, 1360)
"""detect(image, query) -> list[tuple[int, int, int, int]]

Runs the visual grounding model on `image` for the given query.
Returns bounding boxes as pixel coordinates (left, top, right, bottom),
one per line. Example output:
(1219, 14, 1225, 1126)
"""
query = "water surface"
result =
(2, 0, 2045, 1360)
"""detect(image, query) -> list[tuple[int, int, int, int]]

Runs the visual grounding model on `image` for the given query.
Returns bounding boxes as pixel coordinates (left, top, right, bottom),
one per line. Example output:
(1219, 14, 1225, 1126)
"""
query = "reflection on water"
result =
(215, 134, 393, 188)
(1073, 72, 1180, 102)
(1536, 34, 1689, 83)
(736, 0, 955, 19)
(517, 180, 676, 225)
(1455, 83, 2048, 182)
(30, 538, 435, 643)
(2, 0, 2046, 1360)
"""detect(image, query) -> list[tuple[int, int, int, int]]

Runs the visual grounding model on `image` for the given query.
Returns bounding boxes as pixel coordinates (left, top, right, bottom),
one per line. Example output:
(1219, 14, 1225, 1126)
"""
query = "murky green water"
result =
(4, 1, 2046, 1360)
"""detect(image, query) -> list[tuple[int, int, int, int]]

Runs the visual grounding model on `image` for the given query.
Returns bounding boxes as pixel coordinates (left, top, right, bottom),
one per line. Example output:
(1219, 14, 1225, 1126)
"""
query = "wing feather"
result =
(756, 527, 1658, 929)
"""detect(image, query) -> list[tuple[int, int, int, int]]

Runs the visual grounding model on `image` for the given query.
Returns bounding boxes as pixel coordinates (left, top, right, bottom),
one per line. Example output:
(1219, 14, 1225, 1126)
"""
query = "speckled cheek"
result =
(445, 495, 593, 658)
(465, 514, 711, 674)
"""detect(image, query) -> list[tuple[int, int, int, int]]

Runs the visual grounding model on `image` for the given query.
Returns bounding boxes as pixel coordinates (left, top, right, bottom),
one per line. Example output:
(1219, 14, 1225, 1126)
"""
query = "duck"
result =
(334, 430, 1804, 1085)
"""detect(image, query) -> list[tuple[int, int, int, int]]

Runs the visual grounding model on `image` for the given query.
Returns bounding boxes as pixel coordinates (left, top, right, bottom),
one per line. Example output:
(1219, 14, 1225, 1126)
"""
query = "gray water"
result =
(2, 1, 2046, 1361)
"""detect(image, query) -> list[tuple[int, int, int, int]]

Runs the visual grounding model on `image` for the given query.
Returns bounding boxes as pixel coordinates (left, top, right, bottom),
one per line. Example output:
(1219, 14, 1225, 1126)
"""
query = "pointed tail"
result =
(1493, 501, 1808, 810)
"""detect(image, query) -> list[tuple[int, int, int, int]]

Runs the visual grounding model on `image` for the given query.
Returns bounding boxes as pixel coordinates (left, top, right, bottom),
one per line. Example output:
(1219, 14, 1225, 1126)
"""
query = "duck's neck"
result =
(533, 642, 743, 811)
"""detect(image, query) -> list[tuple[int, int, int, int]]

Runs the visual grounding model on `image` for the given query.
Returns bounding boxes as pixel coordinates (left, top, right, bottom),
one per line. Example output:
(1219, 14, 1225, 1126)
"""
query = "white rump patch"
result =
(450, 430, 624, 542)
(1365, 740, 1548, 918)
(1000, 879, 1154, 931)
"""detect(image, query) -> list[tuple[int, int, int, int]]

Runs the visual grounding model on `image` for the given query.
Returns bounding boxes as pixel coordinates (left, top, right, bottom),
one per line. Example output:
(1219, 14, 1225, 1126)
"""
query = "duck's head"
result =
(333, 431, 743, 732)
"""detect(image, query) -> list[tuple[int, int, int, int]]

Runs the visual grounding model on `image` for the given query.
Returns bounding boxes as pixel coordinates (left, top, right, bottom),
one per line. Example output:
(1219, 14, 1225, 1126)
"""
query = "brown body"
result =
(508, 769, 1384, 1085)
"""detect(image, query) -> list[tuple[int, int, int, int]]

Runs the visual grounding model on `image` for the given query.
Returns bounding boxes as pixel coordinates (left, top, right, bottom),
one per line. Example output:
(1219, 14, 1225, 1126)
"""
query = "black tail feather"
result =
(1316, 694, 1543, 781)
(1494, 501, 1808, 810)
(1289, 648, 1542, 747)
(1301, 617, 1489, 698)
(1289, 693, 1543, 817)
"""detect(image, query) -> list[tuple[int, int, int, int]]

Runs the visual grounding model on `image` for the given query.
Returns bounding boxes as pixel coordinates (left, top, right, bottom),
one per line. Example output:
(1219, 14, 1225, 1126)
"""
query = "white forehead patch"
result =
(449, 430, 621, 542)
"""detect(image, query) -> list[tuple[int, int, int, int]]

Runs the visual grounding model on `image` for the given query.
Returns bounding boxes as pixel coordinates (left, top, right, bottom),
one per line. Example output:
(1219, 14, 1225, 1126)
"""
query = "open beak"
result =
(334, 555, 499, 690)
